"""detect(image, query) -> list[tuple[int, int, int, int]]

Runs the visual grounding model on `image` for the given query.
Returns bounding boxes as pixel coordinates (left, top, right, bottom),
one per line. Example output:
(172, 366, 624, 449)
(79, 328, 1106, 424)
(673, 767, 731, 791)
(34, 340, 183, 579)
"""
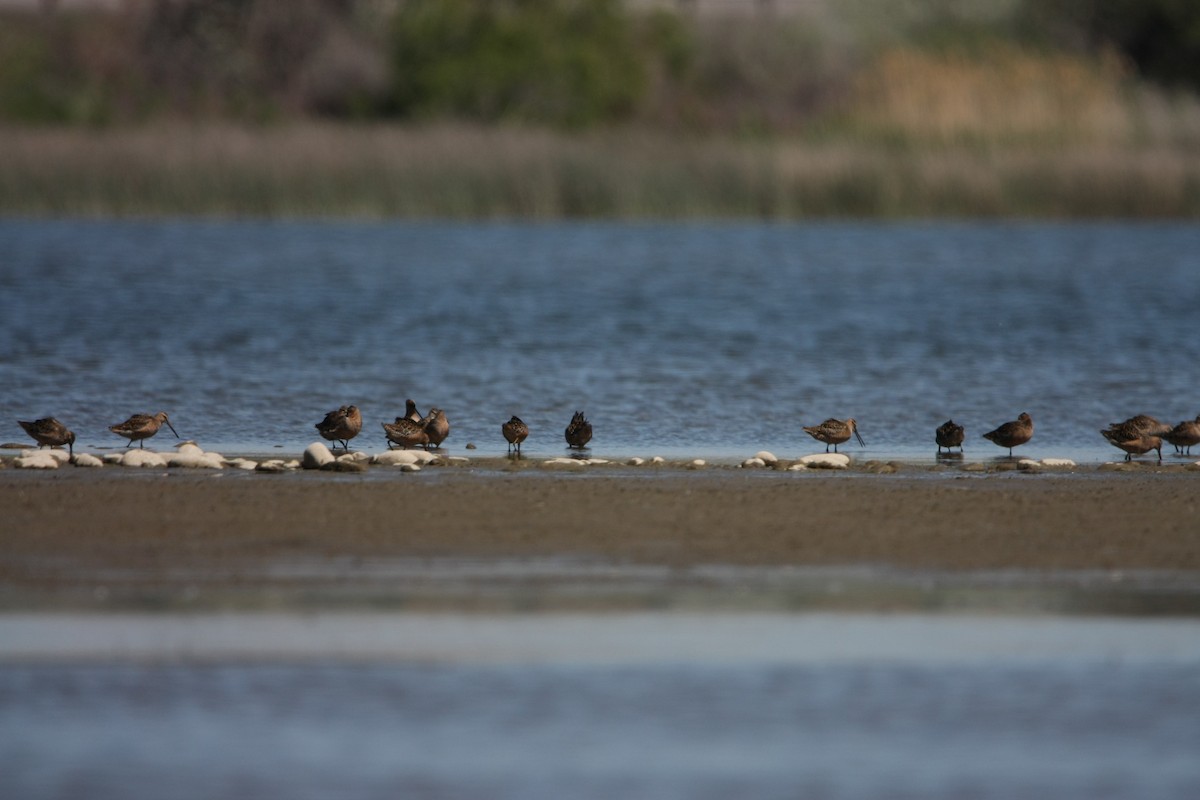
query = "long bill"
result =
(853, 426, 866, 448)
(164, 417, 179, 438)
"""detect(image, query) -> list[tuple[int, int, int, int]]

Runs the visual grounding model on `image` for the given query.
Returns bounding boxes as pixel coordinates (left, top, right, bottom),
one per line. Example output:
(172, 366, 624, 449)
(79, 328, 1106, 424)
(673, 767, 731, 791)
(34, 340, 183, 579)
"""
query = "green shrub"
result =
(386, 0, 646, 127)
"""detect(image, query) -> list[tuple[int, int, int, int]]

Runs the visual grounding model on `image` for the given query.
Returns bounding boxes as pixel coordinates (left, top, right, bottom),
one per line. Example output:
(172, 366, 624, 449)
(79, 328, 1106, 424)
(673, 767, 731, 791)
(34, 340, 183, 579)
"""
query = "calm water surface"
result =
(2, 219, 1198, 460)
(3, 657, 1199, 799)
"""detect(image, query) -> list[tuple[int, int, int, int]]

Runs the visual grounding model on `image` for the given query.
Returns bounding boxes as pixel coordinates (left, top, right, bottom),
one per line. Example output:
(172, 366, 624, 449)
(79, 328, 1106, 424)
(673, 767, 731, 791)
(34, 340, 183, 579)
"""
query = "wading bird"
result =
(110, 412, 179, 449)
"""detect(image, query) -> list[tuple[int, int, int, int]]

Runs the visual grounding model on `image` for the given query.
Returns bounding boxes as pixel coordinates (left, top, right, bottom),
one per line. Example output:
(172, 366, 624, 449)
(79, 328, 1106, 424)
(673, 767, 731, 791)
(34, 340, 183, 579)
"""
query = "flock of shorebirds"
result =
(13, 406, 1200, 462)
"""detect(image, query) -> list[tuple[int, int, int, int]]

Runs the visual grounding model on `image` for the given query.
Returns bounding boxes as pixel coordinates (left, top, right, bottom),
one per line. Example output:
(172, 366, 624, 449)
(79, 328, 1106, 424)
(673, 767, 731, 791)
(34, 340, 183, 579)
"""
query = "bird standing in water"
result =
(110, 412, 179, 449)
(565, 411, 592, 449)
(935, 420, 965, 454)
(1101, 422, 1163, 463)
(382, 417, 429, 450)
(1163, 415, 1200, 455)
(981, 412, 1033, 457)
(802, 418, 865, 453)
(315, 405, 362, 449)
(422, 408, 450, 449)
(502, 416, 529, 455)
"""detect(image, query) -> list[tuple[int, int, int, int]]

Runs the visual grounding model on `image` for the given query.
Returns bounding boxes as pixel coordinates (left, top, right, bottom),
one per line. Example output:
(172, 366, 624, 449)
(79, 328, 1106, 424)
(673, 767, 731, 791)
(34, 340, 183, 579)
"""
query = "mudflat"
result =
(2, 468, 1198, 612)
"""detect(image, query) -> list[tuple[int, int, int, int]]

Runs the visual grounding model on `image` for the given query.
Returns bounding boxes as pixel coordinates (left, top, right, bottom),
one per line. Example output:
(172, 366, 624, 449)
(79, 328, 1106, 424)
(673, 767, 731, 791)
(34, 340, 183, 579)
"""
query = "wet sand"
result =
(2, 467, 1198, 612)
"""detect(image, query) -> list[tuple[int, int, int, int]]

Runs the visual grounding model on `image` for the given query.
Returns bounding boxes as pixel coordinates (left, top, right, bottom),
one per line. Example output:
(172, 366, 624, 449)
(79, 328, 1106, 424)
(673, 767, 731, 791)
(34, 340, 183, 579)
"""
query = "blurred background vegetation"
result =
(2, 0, 1199, 217)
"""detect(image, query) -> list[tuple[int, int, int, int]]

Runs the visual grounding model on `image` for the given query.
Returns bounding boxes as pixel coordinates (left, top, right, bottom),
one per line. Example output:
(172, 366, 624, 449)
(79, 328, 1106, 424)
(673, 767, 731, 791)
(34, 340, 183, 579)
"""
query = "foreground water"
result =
(2, 613, 1199, 800)
(3, 219, 1198, 462)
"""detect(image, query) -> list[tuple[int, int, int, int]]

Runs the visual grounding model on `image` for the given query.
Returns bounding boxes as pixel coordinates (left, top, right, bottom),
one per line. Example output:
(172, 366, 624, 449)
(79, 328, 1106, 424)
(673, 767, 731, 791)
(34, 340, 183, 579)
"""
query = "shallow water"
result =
(3, 613, 1200, 800)
(2, 219, 1198, 462)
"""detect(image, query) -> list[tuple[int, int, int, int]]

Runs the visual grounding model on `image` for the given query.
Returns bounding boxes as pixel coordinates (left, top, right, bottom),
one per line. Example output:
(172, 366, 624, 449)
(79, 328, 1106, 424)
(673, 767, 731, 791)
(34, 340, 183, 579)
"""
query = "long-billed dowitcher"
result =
(1101, 425, 1163, 462)
(422, 407, 450, 448)
(935, 419, 964, 454)
(981, 412, 1033, 457)
(18, 417, 76, 455)
(502, 416, 529, 454)
(802, 418, 865, 453)
(1163, 415, 1200, 455)
(382, 417, 430, 450)
(109, 412, 179, 448)
(315, 405, 362, 449)
(565, 410, 592, 449)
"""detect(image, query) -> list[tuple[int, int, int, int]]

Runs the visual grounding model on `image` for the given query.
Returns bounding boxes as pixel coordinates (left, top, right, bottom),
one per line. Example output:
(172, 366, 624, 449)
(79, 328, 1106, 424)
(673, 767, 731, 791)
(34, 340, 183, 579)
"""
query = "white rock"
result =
(444, 456, 470, 464)
(175, 442, 205, 457)
(168, 453, 224, 469)
(584, 459, 610, 466)
(103, 453, 125, 464)
(338, 451, 371, 463)
(651, 456, 666, 464)
(542, 458, 585, 467)
(225, 458, 258, 471)
(71, 453, 104, 468)
(626, 457, 645, 466)
(787, 463, 809, 472)
(798, 453, 850, 470)
(122, 450, 166, 468)
(302, 442, 335, 469)
(15, 453, 59, 470)
(755, 451, 779, 464)
(22, 448, 70, 464)
(374, 450, 421, 466)
(283, 460, 300, 469)
(399, 464, 421, 473)
(742, 458, 766, 468)
(1040, 458, 1077, 468)
(687, 459, 707, 469)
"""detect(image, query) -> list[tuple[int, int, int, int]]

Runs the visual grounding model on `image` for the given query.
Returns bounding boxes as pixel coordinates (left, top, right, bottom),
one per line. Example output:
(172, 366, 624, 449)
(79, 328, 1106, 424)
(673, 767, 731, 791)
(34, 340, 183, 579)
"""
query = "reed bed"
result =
(2, 122, 1199, 219)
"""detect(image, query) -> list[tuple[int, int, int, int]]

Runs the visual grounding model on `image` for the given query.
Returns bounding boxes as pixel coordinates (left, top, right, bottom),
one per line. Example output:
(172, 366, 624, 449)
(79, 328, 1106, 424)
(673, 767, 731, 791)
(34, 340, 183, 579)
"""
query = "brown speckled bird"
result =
(935, 419, 965, 454)
(110, 412, 179, 449)
(18, 417, 76, 455)
(422, 407, 450, 449)
(382, 417, 430, 450)
(1101, 424, 1162, 463)
(1163, 415, 1200, 455)
(502, 416, 529, 455)
(802, 418, 865, 453)
(981, 412, 1033, 457)
(315, 405, 362, 449)
(565, 411, 592, 449)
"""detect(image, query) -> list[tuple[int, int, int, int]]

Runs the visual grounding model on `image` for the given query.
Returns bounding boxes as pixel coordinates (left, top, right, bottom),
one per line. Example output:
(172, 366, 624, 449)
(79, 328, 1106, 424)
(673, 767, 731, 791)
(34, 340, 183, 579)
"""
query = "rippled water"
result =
(3, 219, 1197, 461)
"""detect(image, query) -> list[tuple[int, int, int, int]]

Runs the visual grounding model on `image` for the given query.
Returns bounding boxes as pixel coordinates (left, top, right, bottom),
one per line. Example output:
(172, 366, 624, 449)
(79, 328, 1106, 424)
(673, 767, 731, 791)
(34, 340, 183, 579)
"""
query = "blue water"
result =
(3, 661, 1199, 800)
(2, 219, 1198, 461)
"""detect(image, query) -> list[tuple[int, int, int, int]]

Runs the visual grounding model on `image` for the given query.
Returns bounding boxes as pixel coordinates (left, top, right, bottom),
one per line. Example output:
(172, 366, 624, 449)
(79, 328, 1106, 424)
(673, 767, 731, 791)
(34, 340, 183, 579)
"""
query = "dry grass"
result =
(2, 115, 1199, 219)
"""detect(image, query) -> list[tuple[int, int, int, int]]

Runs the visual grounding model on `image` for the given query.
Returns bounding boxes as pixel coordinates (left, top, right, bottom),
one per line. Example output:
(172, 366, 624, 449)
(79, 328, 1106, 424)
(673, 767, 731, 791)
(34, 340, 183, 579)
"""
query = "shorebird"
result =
(935, 419, 965, 454)
(802, 418, 865, 453)
(17, 417, 76, 455)
(422, 407, 450, 448)
(565, 410, 592, 449)
(1162, 415, 1200, 455)
(981, 412, 1033, 457)
(502, 416, 529, 454)
(109, 412, 179, 448)
(1104, 414, 1171, 437)
(315, 405, 362, 449)
(403, 399, 422, 423)
(1101, 424, 1163, 463)
(382, 417, 429, 450)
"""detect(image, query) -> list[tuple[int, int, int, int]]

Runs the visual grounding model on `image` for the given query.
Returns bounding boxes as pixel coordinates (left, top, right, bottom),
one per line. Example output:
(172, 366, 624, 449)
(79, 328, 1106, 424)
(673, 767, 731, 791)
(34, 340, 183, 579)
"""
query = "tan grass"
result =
(1, 121, 1199, 218)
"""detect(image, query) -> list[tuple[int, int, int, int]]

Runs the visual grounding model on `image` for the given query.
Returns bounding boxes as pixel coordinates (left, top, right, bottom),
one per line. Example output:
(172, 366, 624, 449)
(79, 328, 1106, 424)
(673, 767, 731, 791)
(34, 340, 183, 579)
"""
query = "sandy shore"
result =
(2, 466, 1198, 613)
